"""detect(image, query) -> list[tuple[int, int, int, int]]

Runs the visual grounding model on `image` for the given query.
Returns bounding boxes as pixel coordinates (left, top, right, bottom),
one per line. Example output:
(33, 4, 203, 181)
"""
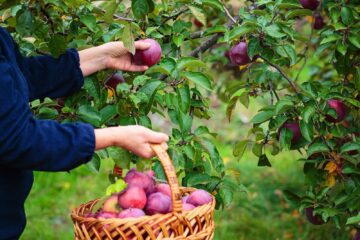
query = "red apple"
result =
(105, 73, 125, 90)
(145, 170, 156, 178)
(145, 192, 172, 215)
(182, 196, 189, 203)
(305, 207, 325, 225)
(299, 0, 319, 10)
(187, 190, 212, 207)
(118, 208, 145, 219)
(103, 195, 120, 213)
(280, 121, 302, 143)
(96, 211, 118, 219)
(156, 183, 171, 197)
(313, 15, 325, 30)
(133, 39, 162, 67)
(229, 42, 252, 66)
(325, 99, 347, 123)
(118, 186, 147, 209)
(193, 19, 203, 28)
(124, 169, 156, 195)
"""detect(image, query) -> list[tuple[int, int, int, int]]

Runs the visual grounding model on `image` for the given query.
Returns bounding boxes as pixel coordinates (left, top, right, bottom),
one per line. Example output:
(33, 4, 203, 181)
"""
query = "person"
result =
(0, 27, 169, 239)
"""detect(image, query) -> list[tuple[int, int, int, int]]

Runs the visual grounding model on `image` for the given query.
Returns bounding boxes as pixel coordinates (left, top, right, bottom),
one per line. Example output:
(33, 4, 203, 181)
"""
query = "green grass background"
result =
(21, 99, 353, 240)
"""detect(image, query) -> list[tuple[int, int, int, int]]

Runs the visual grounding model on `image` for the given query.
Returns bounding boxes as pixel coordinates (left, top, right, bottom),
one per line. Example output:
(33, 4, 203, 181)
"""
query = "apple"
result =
(103, 195, 120, 213)
(145, 170, 156, 178)
(193, 19, 203, 28)
(299, 0, 319, 10)
(118, 208, 145, 219)
(105, 73, 125, 90)
(124, 168, 156, 195)
(325, 99, 347, 123)
(156, 183, 171, 197)
(229, 42, 252, 66)
(182, 196, 189, 203)
(96, 211, 118, 219)
(133, 39, 162, 67)
(313, 15, 325, 30)
(305, 207, 325, 225)
(280, 121, 302, 143)
(145, 192, 172, 215)
(187, 190, 212, 207)
(183, 203, 195, 211)
(118, 186, 147, 209)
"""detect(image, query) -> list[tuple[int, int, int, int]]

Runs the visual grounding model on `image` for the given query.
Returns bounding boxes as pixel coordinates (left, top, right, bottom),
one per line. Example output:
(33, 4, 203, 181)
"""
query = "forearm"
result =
(94, 127, 118, 150)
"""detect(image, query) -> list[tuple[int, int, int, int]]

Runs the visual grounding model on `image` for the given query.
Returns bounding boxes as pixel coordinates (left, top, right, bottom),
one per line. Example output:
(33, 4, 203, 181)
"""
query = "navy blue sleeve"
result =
(0, 56, 95, 172)
(15, 48, 85, 101)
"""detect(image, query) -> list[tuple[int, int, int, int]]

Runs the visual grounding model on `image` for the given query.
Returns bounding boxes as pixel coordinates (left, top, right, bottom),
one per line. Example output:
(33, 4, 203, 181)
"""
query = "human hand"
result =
(94, 125, 169, 158)
(79, 41, 151, 76)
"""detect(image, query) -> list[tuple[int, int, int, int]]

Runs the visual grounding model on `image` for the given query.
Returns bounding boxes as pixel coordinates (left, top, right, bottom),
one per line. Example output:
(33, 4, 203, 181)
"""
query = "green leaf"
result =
(106, 179, 127, 196)
(239, 91, 249, 108)
(229, 25, 257, 40)
(320, 34, 341, 45)
(176, 57, 206, 70)
(247, 38, 261, 59)
(300, 120, 313, 142)
(346, 212, 360, 225)
(308, 143, 329, 157)
(182, 72, 212, 90)
(252, 143, 263, 157)
(202, 0, 224, 11)
(251, 110, 274, 124)
(187, 173, 213, 186)
(275, 99, 293, 114)
(108, 147, 131, 169)
(203, 25, 227, 36)
(132, 0, 152, 19)
(258, 154, 271, 167)
(226, 96, 238, 121)
(265, 24, 286, 38)
(340, 142, 360, 154)
(16, 9, 33, 36)
(37, 107, 58, 119)
(146, 58, 176, 75)
(283, 190, 301, 206)
(177, 84, 191, 113)
(189, 5, 206, 26)
(341, 6, 353, 26)
(233, 140, 249, 160)
(122, 22, 135, 55)
(101, 0, 119, 23)
(302, 105, 316, 123)
(77, 105, 101, 127)
(80, 14, 97, 32)
(100, 105, 117, 124)
(285, 9, 312, 19)
(280, 128, 292, 150)
(283, 44, 297, 66)
(86, 153, 101, 173)
(349, 33, 360, 48)
(344, 97, 360, 108)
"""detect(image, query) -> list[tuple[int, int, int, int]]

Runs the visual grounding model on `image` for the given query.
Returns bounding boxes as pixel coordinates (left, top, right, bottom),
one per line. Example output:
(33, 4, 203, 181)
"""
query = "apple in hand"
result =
(299, 0, 319, 10)
(325, 99, 347, 123)
(133, 39, 162, 67)
(229, 42, 252, 66)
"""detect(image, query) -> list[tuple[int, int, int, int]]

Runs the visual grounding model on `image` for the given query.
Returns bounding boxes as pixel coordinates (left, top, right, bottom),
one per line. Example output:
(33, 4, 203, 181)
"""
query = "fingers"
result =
(134, 41, 151, 50)
(145, 129, 169, 143)
(126, 64, 149, 72)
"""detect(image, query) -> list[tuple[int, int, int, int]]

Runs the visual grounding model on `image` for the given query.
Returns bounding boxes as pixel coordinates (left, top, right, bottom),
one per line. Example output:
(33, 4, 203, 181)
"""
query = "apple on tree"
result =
(305, 207, 325, 225)
(299, 0, 319, 10)
(280, 121, 302, 143)
(325, 99, 347, 123)
(313, 15, 326, 30)
(229, 42, 252, 66)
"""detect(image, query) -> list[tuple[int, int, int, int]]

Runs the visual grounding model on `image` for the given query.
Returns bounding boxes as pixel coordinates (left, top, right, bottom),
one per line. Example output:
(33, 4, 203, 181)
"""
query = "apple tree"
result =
(1, 0, 359, 233)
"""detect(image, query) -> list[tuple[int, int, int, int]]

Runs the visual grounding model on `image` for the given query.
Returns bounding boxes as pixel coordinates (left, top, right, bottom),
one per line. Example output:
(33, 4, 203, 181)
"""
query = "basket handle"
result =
(150, 144, 182, 214)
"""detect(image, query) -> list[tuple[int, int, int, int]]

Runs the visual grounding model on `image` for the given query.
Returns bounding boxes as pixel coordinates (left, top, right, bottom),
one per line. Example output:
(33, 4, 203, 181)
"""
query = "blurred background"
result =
(22, 97, 352, 239)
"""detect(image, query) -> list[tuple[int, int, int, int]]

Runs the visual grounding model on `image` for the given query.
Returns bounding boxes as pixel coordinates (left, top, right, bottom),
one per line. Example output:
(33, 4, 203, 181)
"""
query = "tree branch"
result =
(222, 4, 237, 24)
(94, 7, 134, 22)
(162, 8, 189, 23)
(260, 56, 299, 94)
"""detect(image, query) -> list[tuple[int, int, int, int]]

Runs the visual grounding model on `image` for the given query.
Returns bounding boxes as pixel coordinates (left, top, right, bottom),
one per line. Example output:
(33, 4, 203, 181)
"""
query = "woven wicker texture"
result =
(71, 144, 215, 240)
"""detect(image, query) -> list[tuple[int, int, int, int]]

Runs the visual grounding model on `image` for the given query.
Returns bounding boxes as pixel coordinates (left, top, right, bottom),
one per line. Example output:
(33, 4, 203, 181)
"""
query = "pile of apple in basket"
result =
(90, 168, 212, 220)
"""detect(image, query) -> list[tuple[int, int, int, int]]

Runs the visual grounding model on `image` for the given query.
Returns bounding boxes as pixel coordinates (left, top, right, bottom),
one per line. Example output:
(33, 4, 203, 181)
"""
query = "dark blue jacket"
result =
(0, 27, 95, 239)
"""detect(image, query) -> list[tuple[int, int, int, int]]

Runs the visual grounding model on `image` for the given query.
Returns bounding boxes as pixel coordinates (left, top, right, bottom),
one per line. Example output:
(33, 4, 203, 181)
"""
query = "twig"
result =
(222, 4, 237, 24)
(268, 80, 280, 101)
(94, 7, 134, 22)
(260, 56, 299, 94)
(162, 8, 189, 23)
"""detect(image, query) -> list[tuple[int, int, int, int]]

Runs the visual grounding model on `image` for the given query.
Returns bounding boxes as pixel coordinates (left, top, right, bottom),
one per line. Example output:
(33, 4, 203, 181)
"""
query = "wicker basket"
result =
(71, 144, 216, 240)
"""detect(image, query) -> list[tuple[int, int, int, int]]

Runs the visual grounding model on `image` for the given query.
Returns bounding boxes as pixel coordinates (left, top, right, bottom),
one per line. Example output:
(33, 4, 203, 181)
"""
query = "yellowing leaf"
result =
(325, 161, 337, 173)
(326, 174, 336, 188)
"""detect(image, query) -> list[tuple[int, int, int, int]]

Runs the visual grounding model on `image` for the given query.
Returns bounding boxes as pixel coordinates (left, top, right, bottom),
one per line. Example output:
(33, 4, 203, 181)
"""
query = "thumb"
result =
(135, 41, 151, 50)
